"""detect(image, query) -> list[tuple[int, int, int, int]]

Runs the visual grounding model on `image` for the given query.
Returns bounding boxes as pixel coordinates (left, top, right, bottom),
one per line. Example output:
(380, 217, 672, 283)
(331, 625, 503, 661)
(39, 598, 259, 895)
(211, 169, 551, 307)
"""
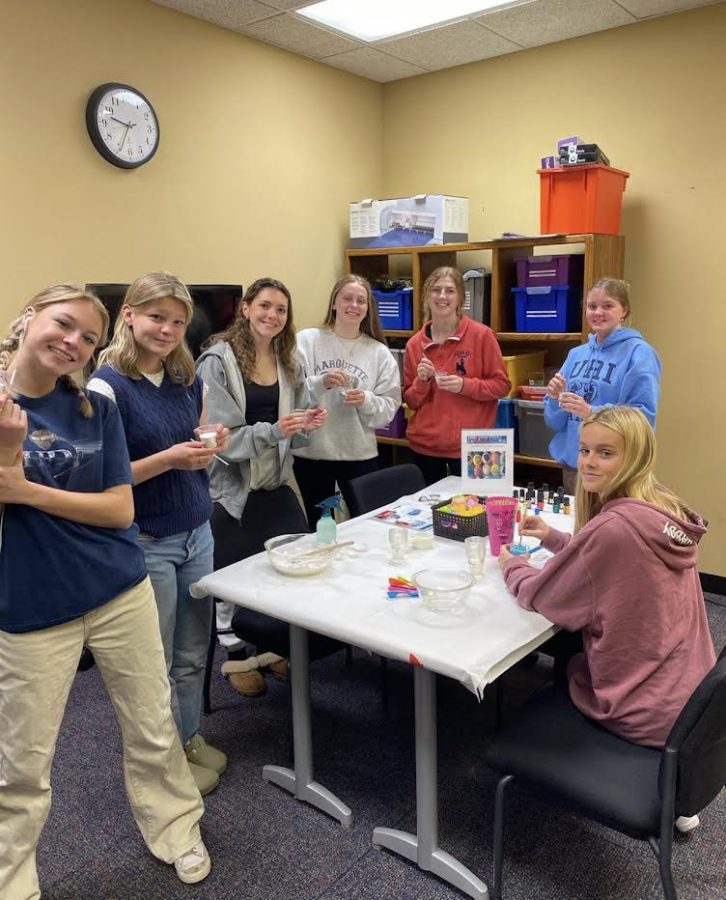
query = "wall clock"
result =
(85, 83, 160, 169)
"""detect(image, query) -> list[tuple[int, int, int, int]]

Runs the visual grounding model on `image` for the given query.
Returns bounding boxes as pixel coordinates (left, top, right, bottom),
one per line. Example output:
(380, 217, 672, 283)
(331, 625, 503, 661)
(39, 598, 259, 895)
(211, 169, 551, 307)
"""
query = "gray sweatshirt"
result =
(196, 341, 311, 519)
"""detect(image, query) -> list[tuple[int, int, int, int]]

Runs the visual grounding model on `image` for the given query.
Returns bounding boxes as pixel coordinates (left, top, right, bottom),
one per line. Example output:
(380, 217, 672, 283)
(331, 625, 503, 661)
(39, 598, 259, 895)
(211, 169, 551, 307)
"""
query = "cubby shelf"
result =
(347, 233, 625, 473)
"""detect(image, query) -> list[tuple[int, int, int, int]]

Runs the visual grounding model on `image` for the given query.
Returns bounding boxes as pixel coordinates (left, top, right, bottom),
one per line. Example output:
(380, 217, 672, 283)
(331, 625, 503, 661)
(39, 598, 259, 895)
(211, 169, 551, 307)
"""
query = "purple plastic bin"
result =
(376, 407, 407, 439)
(515, 254, 584, 288)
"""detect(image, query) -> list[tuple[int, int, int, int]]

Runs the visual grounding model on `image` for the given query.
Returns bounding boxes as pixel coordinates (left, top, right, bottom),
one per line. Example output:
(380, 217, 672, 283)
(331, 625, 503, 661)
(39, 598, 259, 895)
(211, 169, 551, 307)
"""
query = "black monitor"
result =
(86, 282, 243, 358)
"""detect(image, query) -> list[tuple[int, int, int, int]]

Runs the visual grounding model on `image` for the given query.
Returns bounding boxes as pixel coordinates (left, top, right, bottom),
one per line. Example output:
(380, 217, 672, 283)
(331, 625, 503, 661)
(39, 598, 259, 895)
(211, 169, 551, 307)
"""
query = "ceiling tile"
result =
(376, 20, 523, 70)
(238, 13, 361, 57)
(151, 0, 277, 28)
(323, 47, 428, 83)
(260, 1, 314, 9)
(617, 0, 720, 17)
(477, 0, 636, 48)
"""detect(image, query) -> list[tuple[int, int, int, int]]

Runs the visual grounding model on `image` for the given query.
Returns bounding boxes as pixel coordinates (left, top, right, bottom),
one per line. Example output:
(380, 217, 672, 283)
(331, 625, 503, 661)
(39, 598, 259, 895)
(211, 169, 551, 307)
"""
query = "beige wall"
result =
(382, 4, 726, 575)
(0, 0, 382, 320)
(2, 0, 724, 574)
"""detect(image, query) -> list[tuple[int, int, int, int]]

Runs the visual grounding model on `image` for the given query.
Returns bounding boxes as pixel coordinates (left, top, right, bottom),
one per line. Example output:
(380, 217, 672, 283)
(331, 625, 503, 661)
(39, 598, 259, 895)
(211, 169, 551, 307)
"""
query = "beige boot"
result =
(188, 760, 219, 796)
(221, 657, 266, 697)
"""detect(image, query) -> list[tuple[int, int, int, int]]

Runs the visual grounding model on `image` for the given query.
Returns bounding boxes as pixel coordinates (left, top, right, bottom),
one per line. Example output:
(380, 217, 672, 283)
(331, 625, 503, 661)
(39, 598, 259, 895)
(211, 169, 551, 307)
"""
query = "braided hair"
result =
(0, 284, 110, 418)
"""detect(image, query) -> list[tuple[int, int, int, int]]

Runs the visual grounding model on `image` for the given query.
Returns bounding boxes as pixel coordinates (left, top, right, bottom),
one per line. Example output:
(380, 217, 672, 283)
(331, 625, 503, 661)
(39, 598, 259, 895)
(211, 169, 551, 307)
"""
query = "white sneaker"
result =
(675, 814, 700, 834)
(174, 841, 211, 884)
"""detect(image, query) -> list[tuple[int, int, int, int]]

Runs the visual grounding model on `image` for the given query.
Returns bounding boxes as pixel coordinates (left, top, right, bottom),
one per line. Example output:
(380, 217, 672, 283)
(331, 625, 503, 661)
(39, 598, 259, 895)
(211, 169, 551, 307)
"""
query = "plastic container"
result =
(372, 287, 413, 330)
(502, 351, 546, 397)
(538, 164, 629, 236)
(376, 407, 407, 439)
(515, 254, 584, 288)
(485, 496, 518, 557)
(513, 285, 580, 333)
(517, 385, 548, 401)
(412, 568, 475, 613)
(514, 399, 553, 459)
(495, 398, 519, 451)
(462, 268, 491, 324)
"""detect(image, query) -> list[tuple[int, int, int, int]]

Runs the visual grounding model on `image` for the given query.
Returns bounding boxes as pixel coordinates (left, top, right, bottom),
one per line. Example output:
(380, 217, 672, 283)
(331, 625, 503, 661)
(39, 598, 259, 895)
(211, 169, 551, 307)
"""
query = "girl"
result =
(293, 274, 401, 525)
(403, 266, 510, 485)
(89, 272, 229, 797)
(196, 278, 326, 697)
(499, 405, 715, 751)
(545, 278, 661, 494)
(0, 285, 210, 896)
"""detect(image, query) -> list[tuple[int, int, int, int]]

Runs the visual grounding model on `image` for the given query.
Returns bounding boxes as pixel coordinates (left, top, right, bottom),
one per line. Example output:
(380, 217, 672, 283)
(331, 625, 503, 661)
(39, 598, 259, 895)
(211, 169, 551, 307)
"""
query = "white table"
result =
(192, 477, 569, 900)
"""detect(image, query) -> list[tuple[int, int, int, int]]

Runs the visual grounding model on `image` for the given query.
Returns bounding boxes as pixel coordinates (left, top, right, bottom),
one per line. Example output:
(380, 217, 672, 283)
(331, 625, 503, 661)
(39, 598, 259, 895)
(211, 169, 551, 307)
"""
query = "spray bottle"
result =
(316, 493, 343, 545)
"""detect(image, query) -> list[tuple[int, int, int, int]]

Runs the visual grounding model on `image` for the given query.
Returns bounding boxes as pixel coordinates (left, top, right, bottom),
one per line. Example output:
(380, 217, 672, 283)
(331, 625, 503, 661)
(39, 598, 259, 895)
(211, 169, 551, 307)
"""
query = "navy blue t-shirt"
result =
(0, 384, 147, 633)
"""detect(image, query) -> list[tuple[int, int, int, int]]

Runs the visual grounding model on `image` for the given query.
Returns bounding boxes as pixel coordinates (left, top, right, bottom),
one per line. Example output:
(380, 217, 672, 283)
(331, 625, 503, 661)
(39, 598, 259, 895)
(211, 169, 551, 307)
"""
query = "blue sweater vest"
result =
(95, 365, 213, 537)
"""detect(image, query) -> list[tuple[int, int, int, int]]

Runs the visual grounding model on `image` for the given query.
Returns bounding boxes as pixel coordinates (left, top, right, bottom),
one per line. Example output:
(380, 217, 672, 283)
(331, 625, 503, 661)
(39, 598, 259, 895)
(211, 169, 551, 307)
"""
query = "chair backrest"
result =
(662, 655, 726, 815)
(346, 464, 426, 518)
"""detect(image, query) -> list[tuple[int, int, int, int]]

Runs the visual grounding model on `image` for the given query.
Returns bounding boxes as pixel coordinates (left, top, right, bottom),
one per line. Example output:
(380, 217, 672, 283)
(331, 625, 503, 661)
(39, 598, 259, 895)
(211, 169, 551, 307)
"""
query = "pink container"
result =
(485, 496, 518, 557)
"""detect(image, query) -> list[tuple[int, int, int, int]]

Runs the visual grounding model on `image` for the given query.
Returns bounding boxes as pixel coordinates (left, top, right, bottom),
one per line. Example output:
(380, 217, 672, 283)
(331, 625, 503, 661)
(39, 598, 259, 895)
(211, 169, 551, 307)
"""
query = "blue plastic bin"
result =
(512, 285, 580, 333)
(372, 287, 413, 330)
(495, 398, 519, 451)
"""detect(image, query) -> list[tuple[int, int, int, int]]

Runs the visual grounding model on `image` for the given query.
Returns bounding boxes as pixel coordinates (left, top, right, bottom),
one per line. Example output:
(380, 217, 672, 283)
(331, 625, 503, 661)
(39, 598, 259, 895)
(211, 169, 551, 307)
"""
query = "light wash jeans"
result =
(0, 578, 204, 900)
(139, 522, 214, 745)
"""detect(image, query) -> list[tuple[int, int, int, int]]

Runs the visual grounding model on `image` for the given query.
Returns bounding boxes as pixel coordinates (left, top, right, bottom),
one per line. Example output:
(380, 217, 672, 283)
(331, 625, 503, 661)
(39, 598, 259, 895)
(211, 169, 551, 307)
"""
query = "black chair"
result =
(485, 655, 726, 900)
(346, 463, 426, 518)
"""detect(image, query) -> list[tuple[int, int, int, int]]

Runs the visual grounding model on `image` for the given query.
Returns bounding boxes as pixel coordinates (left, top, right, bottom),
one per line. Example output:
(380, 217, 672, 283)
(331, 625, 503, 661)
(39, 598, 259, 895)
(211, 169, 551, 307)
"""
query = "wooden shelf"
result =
(497, 332, 582, 342)
(376, 436, 410, 447)
(514, 453, 560, 469)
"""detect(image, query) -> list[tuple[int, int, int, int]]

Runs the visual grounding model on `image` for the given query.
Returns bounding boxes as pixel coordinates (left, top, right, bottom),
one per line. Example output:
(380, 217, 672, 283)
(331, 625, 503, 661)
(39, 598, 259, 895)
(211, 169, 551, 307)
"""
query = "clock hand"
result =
(118, 123, 131, 152)
(110, 115, 134, 127)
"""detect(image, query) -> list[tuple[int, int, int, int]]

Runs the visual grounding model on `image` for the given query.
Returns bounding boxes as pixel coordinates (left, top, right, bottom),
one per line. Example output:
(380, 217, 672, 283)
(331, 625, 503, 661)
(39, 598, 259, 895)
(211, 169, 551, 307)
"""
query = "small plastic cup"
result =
(388, 527, 408, 563)
(485, 496, 518, 557)
(434, 372, 446, 383)
(464, 536, 487, 577)
(197, 429, 217, 449)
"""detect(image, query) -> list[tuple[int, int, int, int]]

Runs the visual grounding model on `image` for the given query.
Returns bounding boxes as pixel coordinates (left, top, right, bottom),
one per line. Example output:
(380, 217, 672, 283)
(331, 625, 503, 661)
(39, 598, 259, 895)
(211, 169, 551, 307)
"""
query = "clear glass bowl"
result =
(265, 534, 333, 577)
(412, 567, 475, 613)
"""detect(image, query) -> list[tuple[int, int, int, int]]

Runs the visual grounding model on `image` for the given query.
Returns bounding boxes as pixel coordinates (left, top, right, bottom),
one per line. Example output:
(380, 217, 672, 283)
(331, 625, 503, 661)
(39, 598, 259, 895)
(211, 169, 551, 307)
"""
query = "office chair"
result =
(485, 653, 726, 900)
(346, 463, 426, 518)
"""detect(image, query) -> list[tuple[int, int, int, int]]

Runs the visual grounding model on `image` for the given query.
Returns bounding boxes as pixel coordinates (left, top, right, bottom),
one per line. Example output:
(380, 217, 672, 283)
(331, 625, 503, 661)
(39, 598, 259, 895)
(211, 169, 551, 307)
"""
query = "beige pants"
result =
(0, 578, 204, 900)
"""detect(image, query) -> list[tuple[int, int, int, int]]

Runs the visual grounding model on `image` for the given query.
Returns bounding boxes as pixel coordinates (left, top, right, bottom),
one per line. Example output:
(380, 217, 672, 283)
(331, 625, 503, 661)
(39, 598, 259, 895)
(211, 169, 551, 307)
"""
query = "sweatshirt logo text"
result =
(663, 521, 693, 546)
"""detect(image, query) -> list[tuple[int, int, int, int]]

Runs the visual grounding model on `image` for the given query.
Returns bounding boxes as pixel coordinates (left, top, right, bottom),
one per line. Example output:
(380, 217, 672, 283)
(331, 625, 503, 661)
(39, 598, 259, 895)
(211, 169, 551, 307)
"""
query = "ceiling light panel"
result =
(297, 0, 536, 43)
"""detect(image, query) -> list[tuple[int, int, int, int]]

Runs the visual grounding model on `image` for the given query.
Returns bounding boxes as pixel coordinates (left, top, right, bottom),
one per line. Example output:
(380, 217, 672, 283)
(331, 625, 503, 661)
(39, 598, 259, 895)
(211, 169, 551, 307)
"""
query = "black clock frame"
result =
(85, 82, 160, 170)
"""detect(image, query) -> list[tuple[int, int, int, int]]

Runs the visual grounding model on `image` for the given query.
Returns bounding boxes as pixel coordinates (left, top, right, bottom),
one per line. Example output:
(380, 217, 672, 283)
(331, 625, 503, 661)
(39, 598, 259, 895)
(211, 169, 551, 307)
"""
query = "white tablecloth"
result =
(192, 477, 574, 697)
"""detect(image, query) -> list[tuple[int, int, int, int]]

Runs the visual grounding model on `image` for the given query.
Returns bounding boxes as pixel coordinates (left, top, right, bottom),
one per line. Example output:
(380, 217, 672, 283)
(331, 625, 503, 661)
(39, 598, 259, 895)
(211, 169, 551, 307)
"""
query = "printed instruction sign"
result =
(460, 428, 514, 496)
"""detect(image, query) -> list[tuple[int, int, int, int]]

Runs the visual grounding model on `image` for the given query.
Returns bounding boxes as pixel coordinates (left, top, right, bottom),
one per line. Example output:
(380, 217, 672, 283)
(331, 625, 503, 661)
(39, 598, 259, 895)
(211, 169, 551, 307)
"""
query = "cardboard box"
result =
(349, 195, 469, 249)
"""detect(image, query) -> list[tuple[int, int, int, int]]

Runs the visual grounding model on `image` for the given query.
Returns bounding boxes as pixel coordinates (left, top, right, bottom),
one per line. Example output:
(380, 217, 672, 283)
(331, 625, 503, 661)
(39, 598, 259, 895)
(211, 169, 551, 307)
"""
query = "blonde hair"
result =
(588, 278, 631, 323)
(322, 274, 386, 344)
(207, 278, 298, 381)
(422, 267, 465, 320)
(0, 284, 109, 418)
(574, 405, 686, 531)
(97, 272, 196, 386)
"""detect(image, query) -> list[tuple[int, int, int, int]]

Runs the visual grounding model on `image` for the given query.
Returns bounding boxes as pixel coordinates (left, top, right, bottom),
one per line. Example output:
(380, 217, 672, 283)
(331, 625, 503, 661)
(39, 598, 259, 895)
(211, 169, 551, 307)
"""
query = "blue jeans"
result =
(139, 522, 214, 744)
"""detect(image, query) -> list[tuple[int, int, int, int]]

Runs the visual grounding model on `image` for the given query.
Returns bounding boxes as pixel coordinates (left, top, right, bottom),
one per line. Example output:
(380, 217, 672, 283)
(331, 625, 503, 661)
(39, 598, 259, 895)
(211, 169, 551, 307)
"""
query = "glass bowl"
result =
(265, 534, 333, 577)
(412, 567, 475, 613)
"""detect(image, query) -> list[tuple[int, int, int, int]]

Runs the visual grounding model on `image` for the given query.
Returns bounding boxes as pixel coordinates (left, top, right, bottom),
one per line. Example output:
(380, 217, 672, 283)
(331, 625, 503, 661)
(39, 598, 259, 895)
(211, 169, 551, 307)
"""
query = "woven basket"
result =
(432, 497, 489, 543)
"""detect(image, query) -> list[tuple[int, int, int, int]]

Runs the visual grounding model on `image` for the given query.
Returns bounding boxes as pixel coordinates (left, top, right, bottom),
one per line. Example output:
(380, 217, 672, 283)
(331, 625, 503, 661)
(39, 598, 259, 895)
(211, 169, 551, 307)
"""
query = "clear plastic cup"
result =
(388, 527, 408, 563)
(464, 536, 487, 577)
(197, 429, 217, 449)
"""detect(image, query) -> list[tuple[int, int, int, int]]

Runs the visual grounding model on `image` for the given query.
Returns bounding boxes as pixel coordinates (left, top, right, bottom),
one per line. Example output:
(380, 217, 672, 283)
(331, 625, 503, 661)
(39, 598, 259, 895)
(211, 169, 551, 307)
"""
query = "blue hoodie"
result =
(544, 327, 661, 468)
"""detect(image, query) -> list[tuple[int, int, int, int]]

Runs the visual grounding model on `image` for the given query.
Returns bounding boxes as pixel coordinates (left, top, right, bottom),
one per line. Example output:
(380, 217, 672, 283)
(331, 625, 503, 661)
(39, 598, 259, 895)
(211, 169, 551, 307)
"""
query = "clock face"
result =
(85, 83, 159, 169)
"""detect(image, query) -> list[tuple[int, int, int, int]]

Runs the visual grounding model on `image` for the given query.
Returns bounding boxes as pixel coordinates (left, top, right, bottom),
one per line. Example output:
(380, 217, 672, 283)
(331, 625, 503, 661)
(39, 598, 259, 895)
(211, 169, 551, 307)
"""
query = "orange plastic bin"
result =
(538, 164, 629, 235)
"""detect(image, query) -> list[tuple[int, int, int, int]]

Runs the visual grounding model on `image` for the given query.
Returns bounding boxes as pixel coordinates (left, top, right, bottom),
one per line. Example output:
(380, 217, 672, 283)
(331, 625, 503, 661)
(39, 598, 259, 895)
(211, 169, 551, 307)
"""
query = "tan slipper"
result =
(221, 658, 267, 697)
(257, 652, 288, 681)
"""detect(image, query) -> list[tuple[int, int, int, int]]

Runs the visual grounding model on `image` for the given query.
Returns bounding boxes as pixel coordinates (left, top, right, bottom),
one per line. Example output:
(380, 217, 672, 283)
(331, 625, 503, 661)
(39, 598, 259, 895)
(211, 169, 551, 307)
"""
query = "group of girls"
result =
(0, 262, 715, 897)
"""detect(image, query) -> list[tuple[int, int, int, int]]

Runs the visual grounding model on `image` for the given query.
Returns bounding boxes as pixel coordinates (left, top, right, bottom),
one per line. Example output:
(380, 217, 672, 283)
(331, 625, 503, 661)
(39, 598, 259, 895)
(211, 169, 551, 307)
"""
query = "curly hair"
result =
(321, 274, 386, 344)
(206, 278, 298, 381)
(0, 284, 109, 418)
(574, 405, 686, 531)
(97, 272, 196, 386)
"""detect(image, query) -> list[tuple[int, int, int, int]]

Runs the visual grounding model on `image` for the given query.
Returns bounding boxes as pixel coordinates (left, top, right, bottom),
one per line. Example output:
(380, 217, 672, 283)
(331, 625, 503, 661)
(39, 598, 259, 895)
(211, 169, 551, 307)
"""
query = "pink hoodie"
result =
(502, 497, 716, 747)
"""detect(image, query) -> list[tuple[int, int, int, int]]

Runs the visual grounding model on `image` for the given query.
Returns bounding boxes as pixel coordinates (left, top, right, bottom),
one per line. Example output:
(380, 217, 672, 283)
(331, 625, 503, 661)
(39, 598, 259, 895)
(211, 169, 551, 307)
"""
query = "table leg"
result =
(262, 624, 353, 827)
(372, 667, 488, 900)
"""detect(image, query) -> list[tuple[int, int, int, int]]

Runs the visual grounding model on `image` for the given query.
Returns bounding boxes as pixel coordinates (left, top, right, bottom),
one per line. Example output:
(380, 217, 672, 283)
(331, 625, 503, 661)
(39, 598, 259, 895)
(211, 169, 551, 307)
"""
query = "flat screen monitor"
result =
(86, 283, 243, 358)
